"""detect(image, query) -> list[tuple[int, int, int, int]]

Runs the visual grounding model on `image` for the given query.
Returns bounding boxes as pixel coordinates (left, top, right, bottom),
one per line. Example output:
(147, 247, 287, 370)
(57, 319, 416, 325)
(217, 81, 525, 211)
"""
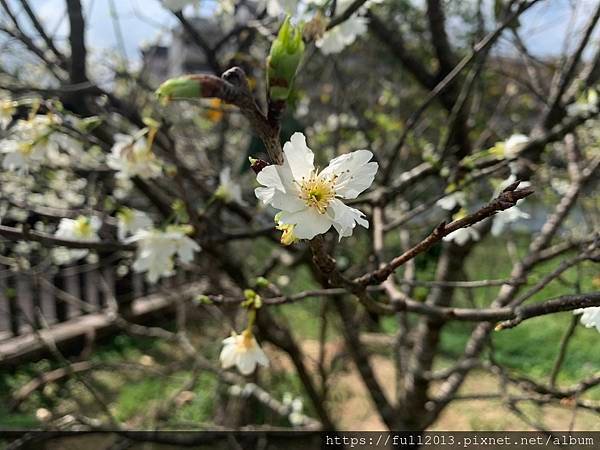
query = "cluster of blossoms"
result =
(1, 114, 60, 173)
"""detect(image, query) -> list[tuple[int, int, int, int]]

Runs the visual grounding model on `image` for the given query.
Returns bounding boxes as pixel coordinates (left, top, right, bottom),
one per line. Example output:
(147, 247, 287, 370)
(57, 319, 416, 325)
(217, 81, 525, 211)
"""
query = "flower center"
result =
(73, 218, 93, 239)
(239, 330, 255, 351)
(299, 172, 336, 214)
(18, 142, 33, 156)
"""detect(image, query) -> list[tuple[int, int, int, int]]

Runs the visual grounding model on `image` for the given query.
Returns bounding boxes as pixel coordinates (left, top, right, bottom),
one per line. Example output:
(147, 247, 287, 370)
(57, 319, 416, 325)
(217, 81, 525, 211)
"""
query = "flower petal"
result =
(283, 132, 314, 181)
(256, 165, 286, 192)
(220, 343, 237, 369)
(321, 149, 378, 199)
(329, 199, 368, 240)
(237, 352, 258, 375)
(278, 208, 332, 240)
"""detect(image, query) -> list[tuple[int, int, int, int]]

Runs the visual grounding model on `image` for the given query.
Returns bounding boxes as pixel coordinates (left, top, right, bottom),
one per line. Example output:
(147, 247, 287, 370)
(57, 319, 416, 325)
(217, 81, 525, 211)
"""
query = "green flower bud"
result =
(267, 16, 305, 101)
(242, 289, 262, 309)
(155, 75, 202, 104)
(194, 294, 213, 305)
(255, 277, 270, 288)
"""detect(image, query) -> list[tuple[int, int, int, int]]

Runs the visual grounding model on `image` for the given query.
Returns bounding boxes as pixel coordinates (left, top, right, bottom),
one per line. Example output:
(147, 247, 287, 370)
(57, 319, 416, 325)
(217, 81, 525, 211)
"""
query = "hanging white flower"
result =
(255, 132, 377, 241)
(215, 167, 244, 204)
(127, 226, 200, 283)
(163, 0, 197, 11)
(574, 307, 600, 333)
(443, 227, 479, 246)
(116, 208, 153, 241)
(0, 98, 16, 129)
(107, 133, 162, 180)
(504, 134, 529, 158)
(436, 191, 466, 211)
(220, 330, 269, 375)
(53, 216, 101, 263)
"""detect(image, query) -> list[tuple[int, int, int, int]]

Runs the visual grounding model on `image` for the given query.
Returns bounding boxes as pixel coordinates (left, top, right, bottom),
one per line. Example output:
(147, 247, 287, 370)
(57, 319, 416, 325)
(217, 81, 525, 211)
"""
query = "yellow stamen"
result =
(73, 217, 93, 239)
(298, 171, 336, 214)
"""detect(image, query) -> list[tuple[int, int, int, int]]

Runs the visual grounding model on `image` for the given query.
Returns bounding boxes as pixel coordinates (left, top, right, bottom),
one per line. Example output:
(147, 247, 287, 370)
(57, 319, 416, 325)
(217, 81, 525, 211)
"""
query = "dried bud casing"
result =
(267, 17, 305, 102)
(249, 157, 271, 174)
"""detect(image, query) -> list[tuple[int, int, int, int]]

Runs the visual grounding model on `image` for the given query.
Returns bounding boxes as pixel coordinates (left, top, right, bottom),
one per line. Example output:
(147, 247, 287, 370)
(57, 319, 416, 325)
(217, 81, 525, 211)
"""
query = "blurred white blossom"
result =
(566, 89, 599, 117)
(491, 206, 529, 236)
(107, 133, 162, 180)
(1, 116, 59, 173)
(282, 392, 305, 426)
(504, 134, 529, 158)
(317, 14, 368, 54)
(436, 191, 466, 211)
(443, 227, 479, 246)
(215, 167, 244, 204)
(0, 97, 16, 129)
(490, 176, 530, 235)
(264, 0, 299, 16)
(255, 132, 377, 240)
(574, 307, 600, 333)
(116, 208, 153, 241)
(127, 226, 200, 283)
(53, 216, 101, 264)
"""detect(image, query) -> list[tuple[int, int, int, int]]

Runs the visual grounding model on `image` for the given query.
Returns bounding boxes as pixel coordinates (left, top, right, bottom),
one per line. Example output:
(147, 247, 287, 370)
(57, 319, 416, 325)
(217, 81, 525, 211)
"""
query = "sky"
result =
(3, 0, 600, 64)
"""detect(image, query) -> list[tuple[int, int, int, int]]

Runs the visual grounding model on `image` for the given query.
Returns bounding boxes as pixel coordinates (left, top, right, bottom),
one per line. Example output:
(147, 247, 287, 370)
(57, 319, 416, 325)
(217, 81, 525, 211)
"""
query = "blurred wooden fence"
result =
(0, 258, 195, 366)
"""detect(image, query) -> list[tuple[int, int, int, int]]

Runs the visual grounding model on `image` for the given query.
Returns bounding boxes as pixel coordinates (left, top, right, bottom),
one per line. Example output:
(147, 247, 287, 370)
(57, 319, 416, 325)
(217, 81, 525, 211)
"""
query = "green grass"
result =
(439, 233, 599, 383)
(1, 234, 598, 427)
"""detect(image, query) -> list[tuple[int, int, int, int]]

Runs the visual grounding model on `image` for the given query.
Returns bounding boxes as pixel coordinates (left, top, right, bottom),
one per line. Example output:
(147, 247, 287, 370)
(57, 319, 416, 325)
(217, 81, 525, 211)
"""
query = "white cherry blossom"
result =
(215, 166, 244, 204)
(443, 227, 479, 246)
(1, 116, 58, 173)
(0, 97, 16, 129)
(255, 132, 377, 241)
(220, 330, 269, 375)
(116, 208, 153, 241)
(504, 134, 529, 158)
(264, 0, 299, 16)
(317, 14, 368, 54)
(53, 216, 101, 263)
(574, 307, 600, 333)
(491, 206, 530, 236)
(107, 133, 162, 180)
(490, 176, 531, 236)
(127, 226, 200, 283)
(436, 191, 466, 211)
